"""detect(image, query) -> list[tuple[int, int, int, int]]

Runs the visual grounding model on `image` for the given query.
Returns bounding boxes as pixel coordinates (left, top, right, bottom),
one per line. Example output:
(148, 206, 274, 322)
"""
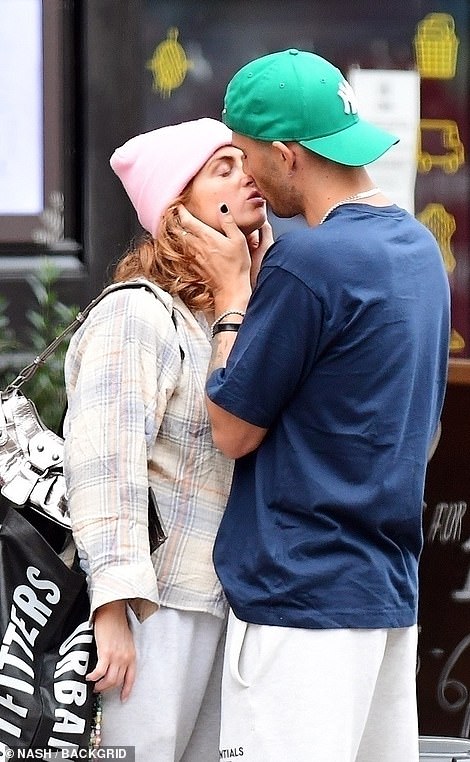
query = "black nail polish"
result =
(220, 204, 228, 213)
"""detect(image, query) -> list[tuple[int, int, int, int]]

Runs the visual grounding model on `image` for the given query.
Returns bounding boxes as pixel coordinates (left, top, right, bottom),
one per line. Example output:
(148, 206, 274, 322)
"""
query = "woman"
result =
(63, 118, 271, 761)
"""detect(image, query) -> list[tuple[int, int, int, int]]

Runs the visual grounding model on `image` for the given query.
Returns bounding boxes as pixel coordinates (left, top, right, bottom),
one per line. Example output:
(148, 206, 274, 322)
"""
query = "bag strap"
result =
(2, 281, 179, 397)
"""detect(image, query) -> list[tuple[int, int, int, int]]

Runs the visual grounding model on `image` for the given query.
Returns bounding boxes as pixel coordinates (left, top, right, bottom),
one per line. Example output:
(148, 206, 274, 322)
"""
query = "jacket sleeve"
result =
(63, 287, 181, 620)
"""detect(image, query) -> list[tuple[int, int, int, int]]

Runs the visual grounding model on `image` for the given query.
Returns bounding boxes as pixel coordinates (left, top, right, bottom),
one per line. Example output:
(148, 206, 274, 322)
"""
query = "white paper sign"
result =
(0, 0, 43, 215)
(348, 68, 420, 214)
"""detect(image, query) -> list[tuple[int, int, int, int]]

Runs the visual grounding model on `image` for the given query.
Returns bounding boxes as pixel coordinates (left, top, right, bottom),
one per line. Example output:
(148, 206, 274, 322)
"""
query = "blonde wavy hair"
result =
(113, 184, 214, 313)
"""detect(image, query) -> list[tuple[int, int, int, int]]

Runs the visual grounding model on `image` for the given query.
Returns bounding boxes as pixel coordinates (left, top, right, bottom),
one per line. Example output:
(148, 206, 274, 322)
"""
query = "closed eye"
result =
(217, 161, 233, 176)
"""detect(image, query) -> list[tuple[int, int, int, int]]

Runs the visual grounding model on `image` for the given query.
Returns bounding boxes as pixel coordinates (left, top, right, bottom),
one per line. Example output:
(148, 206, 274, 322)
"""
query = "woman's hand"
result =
(87, 600, 136, 702)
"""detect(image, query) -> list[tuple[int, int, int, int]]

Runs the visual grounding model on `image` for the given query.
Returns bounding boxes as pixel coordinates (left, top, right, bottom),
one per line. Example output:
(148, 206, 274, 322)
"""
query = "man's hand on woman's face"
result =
(178, 204, 273, 305)
(246, 219, 274, 288)
(178, 203, 252, 307)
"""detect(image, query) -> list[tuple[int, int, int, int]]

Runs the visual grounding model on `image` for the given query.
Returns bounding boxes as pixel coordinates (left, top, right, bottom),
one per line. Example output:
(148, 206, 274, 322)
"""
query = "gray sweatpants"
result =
(221, 610, 419, 762)
(100, 606, 226, 762)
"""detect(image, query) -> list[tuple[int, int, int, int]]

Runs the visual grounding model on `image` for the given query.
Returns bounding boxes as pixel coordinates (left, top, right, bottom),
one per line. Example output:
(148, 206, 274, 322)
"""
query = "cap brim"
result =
(299, 119, 399, 166)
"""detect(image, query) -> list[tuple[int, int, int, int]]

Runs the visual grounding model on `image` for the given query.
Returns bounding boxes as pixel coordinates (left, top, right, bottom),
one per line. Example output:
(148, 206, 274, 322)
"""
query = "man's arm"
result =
(178, 203, 271, 458)
(206, 328, 268, 459)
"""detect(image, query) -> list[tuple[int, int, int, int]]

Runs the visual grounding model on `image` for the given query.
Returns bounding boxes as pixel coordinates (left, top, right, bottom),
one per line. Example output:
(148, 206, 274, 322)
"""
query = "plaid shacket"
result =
(63, 280, 233, 622)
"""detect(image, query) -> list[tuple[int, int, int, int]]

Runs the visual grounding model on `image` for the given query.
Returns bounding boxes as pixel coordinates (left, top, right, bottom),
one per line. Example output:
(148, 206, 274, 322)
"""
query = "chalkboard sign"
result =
(418, 384, 470, 737)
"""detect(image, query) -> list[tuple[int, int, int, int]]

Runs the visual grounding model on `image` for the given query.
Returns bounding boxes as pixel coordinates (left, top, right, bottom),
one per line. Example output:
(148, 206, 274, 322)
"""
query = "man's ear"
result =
(272, 141, 296, 173)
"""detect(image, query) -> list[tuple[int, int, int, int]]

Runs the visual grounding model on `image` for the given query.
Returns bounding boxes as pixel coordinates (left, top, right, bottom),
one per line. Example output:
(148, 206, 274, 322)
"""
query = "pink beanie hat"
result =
(110, 118, 232, 236)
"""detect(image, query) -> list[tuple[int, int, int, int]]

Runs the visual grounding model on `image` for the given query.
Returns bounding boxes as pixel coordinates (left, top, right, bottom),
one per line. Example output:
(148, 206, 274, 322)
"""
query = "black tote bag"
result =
(0, 506, 97, 752)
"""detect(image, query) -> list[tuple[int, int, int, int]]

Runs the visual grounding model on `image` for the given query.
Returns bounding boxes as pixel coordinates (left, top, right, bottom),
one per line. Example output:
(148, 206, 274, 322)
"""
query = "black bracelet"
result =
(211, 322, 241, 337)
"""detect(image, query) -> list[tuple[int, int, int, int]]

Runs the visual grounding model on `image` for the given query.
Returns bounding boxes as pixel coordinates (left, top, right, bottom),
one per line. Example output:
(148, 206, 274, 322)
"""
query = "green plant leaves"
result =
(0, 259, 78, 432)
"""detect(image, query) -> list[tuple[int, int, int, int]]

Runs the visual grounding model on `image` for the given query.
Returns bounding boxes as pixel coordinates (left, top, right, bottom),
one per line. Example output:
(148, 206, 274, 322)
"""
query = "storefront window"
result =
(140, 0, 469, 361)
(139, 0, 469, 736)
(0, 0, 79, 252)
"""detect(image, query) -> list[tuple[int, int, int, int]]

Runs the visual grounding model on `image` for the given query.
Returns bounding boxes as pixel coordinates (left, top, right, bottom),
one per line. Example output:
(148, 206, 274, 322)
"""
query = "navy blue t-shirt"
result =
(207, 204, 450, 629)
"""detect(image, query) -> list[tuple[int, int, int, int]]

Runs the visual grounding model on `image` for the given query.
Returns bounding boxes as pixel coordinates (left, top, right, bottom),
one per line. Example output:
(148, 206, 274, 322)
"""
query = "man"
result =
(179, 49, 450, 762)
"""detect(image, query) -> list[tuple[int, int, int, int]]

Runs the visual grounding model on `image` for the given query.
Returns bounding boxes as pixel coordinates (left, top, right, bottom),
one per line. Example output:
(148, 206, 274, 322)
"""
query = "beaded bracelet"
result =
(89, 693, 102, 749)
(212, 322, 241, 337)
(210, 309, 245, 334)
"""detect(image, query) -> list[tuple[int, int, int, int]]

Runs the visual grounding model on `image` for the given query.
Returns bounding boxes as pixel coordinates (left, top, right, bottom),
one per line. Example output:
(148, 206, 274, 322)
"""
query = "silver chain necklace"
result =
(318, 187, 381, 225)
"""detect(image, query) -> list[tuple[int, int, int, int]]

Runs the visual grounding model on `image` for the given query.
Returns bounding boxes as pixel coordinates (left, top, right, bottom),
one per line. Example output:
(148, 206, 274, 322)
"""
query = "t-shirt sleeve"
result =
(207, 265, 322, 428)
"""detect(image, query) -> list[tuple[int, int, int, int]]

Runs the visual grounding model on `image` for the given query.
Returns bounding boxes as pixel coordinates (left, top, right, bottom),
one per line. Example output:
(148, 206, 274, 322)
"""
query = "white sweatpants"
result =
(220, 611, 419, 762)
(100, 606, 226, 762)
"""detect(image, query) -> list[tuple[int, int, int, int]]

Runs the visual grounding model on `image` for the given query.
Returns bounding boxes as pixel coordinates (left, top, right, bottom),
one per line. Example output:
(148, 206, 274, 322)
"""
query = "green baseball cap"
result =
(222, 49, 399, 166)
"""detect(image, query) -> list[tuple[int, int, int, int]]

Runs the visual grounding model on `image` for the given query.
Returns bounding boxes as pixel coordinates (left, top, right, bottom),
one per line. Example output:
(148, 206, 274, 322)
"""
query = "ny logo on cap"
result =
(337, 81, 358, 115)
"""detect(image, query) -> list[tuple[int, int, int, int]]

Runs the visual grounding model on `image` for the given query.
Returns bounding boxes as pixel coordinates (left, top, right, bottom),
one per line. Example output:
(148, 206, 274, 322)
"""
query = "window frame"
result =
(0, 0, 80, 255)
